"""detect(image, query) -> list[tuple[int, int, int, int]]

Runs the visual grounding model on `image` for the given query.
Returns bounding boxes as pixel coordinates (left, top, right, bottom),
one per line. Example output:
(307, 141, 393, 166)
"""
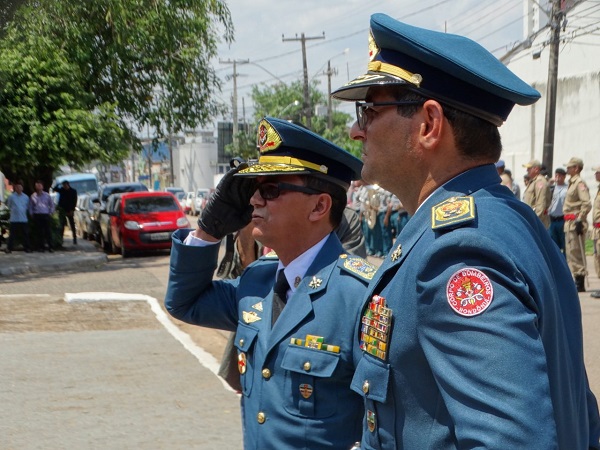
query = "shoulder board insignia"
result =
(339, 254, 377, 281)
(431, 196, 476, 230)
(262, 250, 279, 259)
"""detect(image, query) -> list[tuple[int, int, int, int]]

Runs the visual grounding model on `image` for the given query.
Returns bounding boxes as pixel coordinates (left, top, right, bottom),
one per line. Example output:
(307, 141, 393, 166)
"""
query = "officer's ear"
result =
(309, 193, 332, 223)
(418, 99, 445, 150)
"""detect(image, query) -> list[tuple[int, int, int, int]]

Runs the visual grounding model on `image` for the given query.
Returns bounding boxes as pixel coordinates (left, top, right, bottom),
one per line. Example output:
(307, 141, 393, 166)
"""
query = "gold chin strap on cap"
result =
(368, 61, 422, 87)
(259, 155, 328, 174)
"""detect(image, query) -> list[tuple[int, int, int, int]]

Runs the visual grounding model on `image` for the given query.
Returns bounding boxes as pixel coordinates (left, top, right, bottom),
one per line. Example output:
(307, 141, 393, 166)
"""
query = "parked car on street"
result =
(74, 193, 99, 241)
(193, 188, 212, 216)
(184, 192, 196, 215)
(93, 182, 149, 241)
(165, 186, 185, 197)
(101, 191, 189, 257)
(175, 192, 187, 213)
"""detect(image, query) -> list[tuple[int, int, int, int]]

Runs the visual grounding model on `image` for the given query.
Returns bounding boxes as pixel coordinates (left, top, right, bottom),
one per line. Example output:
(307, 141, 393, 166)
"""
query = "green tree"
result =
(0, 0, 233, 185)
(226, 80, 362, 161)
(0, 32, 127, 188)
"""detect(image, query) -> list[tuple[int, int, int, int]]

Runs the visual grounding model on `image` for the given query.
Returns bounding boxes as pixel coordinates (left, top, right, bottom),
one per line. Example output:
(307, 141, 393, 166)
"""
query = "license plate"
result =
(149, 232, 171, 241)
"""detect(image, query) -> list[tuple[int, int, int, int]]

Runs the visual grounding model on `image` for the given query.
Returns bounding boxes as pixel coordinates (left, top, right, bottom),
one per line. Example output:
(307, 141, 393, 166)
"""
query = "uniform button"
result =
(303, 361, 311, 372)
(262, 368, 271, 379)
(257, 412, 266, 424)
(239, 338, 244, 348)
(362, 380, 370, 394)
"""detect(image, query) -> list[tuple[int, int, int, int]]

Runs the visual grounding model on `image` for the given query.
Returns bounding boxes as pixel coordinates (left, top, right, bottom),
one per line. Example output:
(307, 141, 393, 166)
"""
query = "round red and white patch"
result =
(446, 268, 493, 317)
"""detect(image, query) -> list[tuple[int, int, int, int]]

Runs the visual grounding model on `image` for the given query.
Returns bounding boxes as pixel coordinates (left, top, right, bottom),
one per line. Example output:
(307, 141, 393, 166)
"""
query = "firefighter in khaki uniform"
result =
(592, 165, 600, 298)
(522, 159, 551, 228)
(563, 157, 592, 292)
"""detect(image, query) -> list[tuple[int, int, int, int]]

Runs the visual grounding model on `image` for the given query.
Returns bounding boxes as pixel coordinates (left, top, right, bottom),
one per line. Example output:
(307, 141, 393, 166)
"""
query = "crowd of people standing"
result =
(498, 157, 599, 293)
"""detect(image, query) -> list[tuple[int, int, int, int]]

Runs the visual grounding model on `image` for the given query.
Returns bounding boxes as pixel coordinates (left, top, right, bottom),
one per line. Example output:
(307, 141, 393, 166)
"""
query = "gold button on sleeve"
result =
(303, 361, 311, 372)
(362, 380, 370, 394)
(257, 412, 266, 424)
(239, 338, 245, 347)
(262, 368, 271, 379)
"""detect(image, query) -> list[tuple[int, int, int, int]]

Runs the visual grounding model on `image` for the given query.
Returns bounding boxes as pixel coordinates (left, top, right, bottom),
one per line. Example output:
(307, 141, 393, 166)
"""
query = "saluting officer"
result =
(164, 117, 373, 449)
(592, 165, 600, 298)
(332, 14, 600, 449)
(522, 159, 551, 228)
(563, 157, 592, 292)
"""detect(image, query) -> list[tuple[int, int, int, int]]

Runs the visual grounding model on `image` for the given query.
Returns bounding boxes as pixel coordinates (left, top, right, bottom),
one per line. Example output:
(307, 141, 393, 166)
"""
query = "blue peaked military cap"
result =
(236, 117, 363, 188)
(332, 13, 541, 126)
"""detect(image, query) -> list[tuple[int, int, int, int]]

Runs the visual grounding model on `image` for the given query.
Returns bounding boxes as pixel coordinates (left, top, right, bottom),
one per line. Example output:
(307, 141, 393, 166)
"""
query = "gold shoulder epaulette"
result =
(431, 196, 476, 230)
(339, 254, 377, 281)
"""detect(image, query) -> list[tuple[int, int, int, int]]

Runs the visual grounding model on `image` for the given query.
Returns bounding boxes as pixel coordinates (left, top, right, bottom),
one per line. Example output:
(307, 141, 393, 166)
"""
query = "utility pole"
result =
(220, 59, 249, 149)
(541, 0, 564, 174)
(282, 32, 325, 130)
(326, 60, 338, 130)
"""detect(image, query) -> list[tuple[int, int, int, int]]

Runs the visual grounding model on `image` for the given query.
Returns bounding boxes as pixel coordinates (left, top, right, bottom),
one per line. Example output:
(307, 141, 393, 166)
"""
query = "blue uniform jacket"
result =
(165, 231, 374, 450)
(352, 164, 600, 449)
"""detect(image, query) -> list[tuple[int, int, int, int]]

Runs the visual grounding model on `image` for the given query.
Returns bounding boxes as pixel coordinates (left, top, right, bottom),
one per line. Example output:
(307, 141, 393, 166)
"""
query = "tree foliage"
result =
(226, 80, 362, 161)
(0, 0, 234, 186)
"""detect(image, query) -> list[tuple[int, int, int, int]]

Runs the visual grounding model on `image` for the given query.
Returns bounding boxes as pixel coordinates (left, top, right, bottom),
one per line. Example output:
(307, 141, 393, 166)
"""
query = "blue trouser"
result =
(549, 218, 565, 254)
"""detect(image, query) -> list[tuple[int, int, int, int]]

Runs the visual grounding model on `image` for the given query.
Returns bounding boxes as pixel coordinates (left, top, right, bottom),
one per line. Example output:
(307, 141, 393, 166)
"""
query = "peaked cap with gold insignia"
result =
(332, 14, 541, 126)
(235, 117, 363, 188)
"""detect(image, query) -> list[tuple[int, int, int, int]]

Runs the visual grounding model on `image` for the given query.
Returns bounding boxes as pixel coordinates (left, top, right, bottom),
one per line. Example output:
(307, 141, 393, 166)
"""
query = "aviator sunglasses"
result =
(355, 100, 424, 130)
(257, 182, 322, 200)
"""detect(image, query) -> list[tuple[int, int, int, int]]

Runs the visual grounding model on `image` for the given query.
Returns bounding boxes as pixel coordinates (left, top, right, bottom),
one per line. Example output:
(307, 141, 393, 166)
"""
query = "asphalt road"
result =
(1, 223, 599, 449)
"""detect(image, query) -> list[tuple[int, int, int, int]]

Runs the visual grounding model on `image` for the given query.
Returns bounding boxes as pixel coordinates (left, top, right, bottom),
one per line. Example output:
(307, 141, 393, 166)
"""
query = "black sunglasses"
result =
(355, 100, 424, 130)
(257, 182, 322, 200)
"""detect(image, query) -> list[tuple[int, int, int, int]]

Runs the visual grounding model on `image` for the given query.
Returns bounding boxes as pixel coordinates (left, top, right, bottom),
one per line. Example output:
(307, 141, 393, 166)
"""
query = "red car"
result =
(105, 191, 190, 257)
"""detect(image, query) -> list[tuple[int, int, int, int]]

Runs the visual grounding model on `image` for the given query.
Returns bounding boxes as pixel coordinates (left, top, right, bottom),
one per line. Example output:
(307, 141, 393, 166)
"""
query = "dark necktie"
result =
(271, 270, 290, 326)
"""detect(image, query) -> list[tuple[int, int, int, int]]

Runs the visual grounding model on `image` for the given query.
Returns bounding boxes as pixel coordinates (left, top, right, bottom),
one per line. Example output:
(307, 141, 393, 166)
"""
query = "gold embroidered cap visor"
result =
(331, 13, 540, 126)
(235, 117, 363, 188)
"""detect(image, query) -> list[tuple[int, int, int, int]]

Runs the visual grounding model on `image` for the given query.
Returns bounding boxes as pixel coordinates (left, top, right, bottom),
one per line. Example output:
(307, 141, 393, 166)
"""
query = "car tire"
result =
(109, 234, 117, 254)
(120, 238, 129, 258)
(100, 232, 110, 252)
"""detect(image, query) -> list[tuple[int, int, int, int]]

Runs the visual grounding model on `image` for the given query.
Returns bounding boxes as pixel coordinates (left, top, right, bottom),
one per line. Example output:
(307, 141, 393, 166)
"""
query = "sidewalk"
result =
(0, 233, 107, 276)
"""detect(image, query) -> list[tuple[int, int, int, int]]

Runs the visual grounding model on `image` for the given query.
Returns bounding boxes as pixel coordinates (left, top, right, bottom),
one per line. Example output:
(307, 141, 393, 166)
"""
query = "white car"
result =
(193, 188, 211, 216)
(184, 191, 196, 215)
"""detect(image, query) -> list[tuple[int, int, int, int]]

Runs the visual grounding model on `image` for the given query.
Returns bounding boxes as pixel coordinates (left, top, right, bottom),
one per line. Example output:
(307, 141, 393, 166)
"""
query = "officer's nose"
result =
(349, 121, 365, 141)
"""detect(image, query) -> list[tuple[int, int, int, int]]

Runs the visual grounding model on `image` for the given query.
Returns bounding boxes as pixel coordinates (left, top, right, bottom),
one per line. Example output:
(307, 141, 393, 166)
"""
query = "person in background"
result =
(496, 159, 513, 191)
(564, 157, 592, 292)
(4, 179, 31, 254)
(54, 180, 78, 245)
(165, 117, 373, 449)
(28, 180, 55, 252)
(548, 167, 568, 253)
(504, 169, 520, 200)
(522, 159, 551, 228)
(332, 13, 600, 449)
(590, 165, 600, 298)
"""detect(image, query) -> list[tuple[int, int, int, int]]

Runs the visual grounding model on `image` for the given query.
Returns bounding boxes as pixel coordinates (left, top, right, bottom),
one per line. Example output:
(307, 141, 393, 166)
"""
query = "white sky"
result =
(213, 0, 531, 123)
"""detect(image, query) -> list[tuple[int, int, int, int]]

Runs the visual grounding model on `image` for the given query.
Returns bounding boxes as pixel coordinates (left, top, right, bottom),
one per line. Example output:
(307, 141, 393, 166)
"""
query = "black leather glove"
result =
(197, 163, 257, 240)
(575, 220, 584, 236)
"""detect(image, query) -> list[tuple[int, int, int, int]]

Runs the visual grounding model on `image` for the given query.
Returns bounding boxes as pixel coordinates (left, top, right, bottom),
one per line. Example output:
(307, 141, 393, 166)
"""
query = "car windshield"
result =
(124, 196, 179, 214)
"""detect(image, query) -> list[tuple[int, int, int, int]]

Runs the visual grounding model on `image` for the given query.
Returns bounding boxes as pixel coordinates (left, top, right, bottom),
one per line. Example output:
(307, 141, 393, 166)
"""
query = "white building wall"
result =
(500, 0, 600, 191)
(175, 135, 218, 192)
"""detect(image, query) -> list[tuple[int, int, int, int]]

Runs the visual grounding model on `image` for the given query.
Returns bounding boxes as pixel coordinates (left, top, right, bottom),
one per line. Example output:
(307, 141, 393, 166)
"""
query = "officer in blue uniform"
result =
(164, 117, 375, 449)
(332, 14, 600, 449)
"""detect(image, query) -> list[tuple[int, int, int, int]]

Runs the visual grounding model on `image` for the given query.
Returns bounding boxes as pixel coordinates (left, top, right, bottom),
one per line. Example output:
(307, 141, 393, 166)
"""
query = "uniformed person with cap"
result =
(164, 117, 374, 449)
(592, 165, 600, 298)
(522, 159, 551, 228)
(332, 14, 600, 449)
(564, 157, 592, 292)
